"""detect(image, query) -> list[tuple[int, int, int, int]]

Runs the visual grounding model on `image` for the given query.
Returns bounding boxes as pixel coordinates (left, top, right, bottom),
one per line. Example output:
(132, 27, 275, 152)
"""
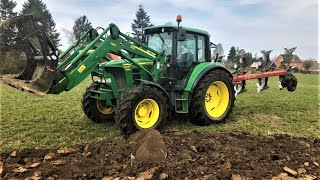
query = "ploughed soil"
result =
(1, 130, 319, 179)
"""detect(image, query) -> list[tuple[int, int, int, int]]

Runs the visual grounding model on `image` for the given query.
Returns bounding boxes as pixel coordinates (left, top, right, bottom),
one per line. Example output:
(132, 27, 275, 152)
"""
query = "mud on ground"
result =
(1, 131, 319, 179)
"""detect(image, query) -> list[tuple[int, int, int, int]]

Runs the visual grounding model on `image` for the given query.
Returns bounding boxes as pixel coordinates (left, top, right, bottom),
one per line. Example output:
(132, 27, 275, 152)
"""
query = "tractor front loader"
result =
(0, 15, 293, 135)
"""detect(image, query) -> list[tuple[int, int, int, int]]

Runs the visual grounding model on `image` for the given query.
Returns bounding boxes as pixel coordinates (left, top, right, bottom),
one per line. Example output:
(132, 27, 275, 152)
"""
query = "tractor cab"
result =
(143, 16, 231, 114)
(144, 16, 214, 88)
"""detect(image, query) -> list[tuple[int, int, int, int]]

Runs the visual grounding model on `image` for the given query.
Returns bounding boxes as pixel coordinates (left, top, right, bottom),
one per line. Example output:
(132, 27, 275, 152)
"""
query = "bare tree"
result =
(61, 28, 75, 44)
(303, 58, 315, 71)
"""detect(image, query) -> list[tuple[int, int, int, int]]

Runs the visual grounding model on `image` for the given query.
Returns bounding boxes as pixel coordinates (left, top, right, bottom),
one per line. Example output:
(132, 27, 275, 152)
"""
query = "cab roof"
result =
(144, 24, 210, 37)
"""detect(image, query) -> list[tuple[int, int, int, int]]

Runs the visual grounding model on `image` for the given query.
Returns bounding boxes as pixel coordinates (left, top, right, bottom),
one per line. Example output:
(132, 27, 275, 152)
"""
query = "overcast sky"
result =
(15, 0, 318, 60)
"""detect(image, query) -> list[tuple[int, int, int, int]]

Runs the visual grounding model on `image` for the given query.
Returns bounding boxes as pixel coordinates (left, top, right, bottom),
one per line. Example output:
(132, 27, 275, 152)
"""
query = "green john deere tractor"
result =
(0, 15, 234, 135)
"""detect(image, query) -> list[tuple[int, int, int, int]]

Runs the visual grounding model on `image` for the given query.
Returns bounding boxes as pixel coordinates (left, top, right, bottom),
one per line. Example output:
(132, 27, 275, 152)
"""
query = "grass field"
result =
(0, 73, 319, 151)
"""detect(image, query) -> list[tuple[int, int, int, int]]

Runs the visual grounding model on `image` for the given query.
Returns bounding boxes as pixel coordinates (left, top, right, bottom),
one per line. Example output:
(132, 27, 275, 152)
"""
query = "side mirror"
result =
(177, 28, 186, 41)
(213, 43, 224, 62)
(141, 34, 146, 43)
(166, 54, 171, 63)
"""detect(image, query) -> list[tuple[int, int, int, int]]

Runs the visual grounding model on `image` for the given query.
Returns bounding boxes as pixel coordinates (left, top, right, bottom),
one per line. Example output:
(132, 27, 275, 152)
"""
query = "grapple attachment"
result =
(0, 15, 59, 96)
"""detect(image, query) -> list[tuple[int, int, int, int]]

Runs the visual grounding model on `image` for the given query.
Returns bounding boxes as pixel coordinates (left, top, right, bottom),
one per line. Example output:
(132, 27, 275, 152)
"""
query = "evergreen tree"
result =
(0, 0, 16, 20)
(73, 15, 92, 40)
(244, 52, 253, 67)
(0, 0, 17, 48)
(21, 0, 60, 45)
(253, 53, 258, 61)
(227, 46, 236, 61)
(131, 4, 153, 42)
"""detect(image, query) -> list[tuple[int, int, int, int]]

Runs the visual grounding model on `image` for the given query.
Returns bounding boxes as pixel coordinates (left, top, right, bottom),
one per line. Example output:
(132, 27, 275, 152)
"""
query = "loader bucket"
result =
(0, 15, 59, 96)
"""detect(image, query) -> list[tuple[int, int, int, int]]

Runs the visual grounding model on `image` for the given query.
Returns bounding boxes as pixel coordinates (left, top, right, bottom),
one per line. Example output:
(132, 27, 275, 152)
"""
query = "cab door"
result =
(174, 33, 206, 84)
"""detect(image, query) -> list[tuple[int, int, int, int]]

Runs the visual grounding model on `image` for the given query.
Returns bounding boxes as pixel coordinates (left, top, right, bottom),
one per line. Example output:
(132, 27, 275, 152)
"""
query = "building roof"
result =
(250, 62, 259, 68)
(274, 54, 303, 63)
(269, 61, 277, 68)
(292, 55, 302, 63)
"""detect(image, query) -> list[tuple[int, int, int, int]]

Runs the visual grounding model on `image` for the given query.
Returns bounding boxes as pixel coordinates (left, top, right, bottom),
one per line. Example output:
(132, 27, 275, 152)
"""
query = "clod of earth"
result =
(304, 162, 310, 166)
(159, 173, 168, 180)
(128, 129, 167, 163)
(10, 151, 16, 157)
(297, 168, 307, 174)
(136, 167, 158, 180)
(283, 166, 298, 176)
(13, 166, 29, 173)
(312, 161, 319, 167)
(44, 153, 55, 160)
(28, 162, 40, 168)
(57, 147, 76, 155)
(50, 160, 65, 166)
(0, 164, 3, 175)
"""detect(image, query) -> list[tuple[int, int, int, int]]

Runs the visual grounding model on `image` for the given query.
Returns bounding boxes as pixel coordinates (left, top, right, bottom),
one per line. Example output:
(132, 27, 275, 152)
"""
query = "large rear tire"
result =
(82, 83, 114, 123)
(189, 70, 235, 125)
(115, 86, 168, 135)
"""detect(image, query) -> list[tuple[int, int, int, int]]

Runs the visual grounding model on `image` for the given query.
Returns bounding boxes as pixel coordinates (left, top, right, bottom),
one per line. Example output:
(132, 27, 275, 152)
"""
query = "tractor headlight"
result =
(98, 78, 112, 83)
(105, 78, 112, 83)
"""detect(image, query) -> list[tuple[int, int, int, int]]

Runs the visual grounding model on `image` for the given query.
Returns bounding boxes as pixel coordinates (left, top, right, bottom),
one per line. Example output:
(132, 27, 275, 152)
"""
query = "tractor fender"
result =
(136, 79, 172, 115)
(187, 63, 232, 93)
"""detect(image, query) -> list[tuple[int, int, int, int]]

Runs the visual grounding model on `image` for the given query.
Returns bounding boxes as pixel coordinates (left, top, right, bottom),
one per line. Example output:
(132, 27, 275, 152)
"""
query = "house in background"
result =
(269, 61, 278, 70)
(250, 62, 259, 70)
(273, 54, 304, 70)
(309, 61, 320, 74)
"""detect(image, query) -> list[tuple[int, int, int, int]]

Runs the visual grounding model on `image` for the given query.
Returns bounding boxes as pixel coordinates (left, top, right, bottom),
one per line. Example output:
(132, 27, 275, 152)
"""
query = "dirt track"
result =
(1, 130, 319, 179)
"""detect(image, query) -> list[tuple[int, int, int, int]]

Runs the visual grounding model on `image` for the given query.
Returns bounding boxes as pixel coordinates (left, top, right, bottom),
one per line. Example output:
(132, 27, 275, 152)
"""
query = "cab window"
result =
(197, 36, 205, 62)
(177, 33, 196, 65)
(147, 32, 172, 56)
(177, 33, 206, 65)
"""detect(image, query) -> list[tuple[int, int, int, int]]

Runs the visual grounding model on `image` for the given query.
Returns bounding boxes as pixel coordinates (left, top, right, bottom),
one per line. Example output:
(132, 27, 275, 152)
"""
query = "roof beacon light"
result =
(176, 15, 182, 23)
(176, 15, 182, 28)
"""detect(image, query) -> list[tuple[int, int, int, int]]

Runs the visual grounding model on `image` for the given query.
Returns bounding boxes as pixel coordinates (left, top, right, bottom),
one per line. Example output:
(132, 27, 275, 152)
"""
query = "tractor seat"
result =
(178, 52, 194, 66)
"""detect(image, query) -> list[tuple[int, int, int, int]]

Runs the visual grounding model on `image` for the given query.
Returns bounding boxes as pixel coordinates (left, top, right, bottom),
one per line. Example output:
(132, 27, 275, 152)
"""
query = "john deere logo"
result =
(78, 65, 86, 73)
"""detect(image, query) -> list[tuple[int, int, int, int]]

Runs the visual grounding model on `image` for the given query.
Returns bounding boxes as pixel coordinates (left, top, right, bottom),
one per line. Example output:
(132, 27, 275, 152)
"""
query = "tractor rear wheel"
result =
(189, 70, 235, 125)
(82, 83, 114, 123)
(115, 86, 168, 135)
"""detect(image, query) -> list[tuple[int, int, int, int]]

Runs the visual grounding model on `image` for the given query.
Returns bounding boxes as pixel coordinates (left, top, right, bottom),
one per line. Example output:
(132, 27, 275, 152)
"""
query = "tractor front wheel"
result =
(82, 83, 115, 123)
(189, 70, 235, 125)
(115, 86, 168, 135)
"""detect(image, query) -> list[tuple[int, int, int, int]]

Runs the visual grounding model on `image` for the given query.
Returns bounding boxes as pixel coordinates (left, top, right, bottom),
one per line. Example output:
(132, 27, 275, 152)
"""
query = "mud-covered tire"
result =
(115, 86, 169, 135)
(82, 83, 114, 123)
(189, 70, 235, 125)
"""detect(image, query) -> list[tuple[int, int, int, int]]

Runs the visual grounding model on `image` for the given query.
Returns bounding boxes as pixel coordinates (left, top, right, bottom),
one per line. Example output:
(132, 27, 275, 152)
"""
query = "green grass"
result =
(0, 73, 319, 151)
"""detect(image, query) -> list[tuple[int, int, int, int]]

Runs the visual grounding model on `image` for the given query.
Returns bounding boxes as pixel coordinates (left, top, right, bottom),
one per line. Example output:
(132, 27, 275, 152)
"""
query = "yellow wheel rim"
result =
(96, 101, 114, 114)
(134, 99, 160, 129)
(205, 81, 229, 118)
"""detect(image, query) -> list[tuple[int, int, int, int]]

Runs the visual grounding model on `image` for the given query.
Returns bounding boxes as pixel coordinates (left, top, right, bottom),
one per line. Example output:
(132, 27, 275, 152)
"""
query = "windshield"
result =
(147, 32, 172, 56)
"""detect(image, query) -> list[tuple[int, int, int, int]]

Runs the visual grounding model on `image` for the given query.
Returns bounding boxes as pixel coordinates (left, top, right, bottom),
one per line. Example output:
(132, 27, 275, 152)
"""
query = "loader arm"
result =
(0, 15, 164, 95)
(48, 23, 164, 94)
